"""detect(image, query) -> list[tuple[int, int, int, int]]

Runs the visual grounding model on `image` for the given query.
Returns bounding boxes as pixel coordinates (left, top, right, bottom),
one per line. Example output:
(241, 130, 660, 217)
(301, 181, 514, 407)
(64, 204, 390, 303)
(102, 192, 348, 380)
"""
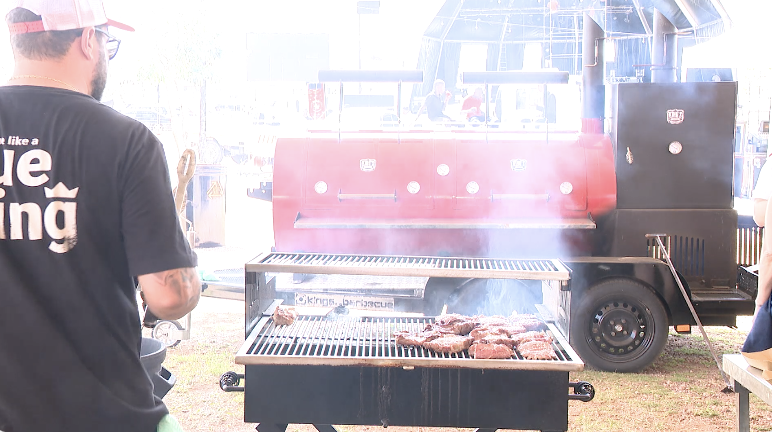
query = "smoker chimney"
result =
(582, 13, 605, 134)
(651, 10, 678, 83)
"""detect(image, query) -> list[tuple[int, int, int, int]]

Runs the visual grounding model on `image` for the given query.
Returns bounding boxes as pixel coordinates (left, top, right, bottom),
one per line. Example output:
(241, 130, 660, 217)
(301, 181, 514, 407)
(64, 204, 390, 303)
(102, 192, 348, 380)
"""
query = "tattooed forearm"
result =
(154, 268, 197, 302)
(139, 267, 201, 320)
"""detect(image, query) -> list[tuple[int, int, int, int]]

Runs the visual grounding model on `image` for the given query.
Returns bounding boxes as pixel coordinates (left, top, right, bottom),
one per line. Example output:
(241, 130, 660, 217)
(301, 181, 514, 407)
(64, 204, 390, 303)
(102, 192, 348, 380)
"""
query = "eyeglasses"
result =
(94, 28, 121, 61)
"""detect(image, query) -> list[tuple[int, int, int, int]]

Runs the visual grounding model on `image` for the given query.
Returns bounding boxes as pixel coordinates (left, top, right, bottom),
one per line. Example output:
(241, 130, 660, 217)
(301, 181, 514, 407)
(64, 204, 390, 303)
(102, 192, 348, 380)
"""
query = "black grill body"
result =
(595, 209, 738, 288)
(610, 82, 738, 210)
(244, 364, 569, 431)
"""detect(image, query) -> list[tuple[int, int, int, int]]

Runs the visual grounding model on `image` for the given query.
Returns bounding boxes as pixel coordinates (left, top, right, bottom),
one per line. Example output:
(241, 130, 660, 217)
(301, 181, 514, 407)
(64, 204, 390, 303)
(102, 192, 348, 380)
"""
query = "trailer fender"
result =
(565, 258, 693, 326)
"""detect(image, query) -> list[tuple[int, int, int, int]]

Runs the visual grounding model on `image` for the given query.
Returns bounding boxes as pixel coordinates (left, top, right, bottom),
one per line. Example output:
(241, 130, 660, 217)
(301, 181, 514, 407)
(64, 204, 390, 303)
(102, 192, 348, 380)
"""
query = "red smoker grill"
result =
(231, 253, 595, 432)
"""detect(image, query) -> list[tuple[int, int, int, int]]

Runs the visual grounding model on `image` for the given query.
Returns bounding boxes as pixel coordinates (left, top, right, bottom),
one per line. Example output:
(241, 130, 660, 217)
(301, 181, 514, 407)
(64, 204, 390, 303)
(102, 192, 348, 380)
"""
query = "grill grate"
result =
(247, 253, 570, 281)
(236, 315, 584, 371)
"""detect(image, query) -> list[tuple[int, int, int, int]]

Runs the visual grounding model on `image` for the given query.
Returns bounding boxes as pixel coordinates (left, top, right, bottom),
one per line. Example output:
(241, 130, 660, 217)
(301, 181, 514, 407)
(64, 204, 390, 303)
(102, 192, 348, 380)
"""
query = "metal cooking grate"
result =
(236, 315, 584, 371)
(247, 253, 570, 281)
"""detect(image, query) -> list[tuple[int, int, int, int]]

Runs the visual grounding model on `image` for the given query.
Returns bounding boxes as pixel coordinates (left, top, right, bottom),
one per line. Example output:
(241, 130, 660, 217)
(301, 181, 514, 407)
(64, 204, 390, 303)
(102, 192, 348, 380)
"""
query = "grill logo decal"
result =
(511, 159, 527, 171)
(667, 109, 685, 125)
(360, 159, 376, 172)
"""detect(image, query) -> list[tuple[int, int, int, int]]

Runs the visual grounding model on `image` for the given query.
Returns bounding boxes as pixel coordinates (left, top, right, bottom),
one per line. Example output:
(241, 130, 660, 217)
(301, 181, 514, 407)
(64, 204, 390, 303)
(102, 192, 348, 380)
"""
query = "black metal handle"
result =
(219, 371, 245, 392)
(568, 381, 595, 402)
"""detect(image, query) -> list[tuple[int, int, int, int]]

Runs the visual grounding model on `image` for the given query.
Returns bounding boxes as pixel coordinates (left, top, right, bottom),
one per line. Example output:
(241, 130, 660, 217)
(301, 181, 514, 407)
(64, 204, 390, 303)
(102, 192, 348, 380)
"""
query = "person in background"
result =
(0, 1, 200, 432)
(461, 87, 486, 122)
(416, 79, 453, 122)
(752, 159, 772, 320)
(741, 158, 772, 371)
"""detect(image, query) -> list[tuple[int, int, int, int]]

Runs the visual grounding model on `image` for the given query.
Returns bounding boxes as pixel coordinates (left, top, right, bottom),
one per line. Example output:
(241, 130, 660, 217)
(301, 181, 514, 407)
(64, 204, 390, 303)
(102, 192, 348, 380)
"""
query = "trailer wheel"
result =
(570, 279, 668, 373)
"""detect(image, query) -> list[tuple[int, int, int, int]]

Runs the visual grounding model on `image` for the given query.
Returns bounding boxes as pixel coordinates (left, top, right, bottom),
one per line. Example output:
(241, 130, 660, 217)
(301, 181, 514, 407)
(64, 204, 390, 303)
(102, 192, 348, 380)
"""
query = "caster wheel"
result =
(219, 371, 241, 390)
(152, 320, 183, 348)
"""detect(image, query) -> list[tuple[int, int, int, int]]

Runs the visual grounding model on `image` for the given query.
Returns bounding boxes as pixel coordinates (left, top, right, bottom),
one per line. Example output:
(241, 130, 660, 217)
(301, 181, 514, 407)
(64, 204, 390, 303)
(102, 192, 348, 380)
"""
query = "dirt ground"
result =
(150, 296, 772, 432)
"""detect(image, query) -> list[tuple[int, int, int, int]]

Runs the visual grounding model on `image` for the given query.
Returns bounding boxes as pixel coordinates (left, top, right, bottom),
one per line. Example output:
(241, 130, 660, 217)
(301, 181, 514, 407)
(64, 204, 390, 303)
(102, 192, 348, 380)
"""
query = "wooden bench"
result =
(723, 354, 772, 431)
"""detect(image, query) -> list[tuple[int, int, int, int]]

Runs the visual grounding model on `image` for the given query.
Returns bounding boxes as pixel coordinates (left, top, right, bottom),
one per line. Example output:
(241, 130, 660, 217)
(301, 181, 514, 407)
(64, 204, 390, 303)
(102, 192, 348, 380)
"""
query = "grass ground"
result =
(150, 297, 772, 432)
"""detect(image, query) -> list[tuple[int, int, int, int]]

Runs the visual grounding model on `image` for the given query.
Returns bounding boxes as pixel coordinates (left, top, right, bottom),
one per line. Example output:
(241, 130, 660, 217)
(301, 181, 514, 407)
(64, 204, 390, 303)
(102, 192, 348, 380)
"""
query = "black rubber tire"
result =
(570, 279, 669, 373)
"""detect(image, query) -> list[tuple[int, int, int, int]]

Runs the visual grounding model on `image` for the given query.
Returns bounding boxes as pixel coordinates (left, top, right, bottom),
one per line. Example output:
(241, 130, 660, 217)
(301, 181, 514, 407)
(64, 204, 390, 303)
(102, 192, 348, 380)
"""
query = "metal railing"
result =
(738, 214, 763, 267)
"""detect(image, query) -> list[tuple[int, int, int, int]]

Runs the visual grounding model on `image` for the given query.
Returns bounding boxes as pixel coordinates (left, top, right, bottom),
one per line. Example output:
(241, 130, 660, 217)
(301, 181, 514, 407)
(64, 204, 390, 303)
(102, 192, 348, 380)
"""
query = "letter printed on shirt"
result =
(44, 201, 78, 253)
(0, 150, 13, 186)
(10, 202, 42, 240)
(17, 149, 52, 187)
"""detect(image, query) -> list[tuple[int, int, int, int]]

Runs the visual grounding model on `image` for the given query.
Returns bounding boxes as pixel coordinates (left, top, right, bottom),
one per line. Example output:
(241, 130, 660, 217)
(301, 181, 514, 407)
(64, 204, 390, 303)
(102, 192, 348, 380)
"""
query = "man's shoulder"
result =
(0, 87, 148, 131)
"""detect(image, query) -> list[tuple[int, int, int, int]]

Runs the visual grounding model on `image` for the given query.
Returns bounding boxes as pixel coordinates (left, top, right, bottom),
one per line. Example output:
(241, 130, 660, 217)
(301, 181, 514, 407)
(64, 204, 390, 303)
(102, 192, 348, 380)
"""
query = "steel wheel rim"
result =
(152, 321, 178, 347)
(587, 298, 657, 363)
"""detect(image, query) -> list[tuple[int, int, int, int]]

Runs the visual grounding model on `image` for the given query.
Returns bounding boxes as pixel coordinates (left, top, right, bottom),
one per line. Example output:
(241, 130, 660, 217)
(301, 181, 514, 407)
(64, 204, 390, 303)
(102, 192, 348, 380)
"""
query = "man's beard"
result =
(89, 47, 107, 101)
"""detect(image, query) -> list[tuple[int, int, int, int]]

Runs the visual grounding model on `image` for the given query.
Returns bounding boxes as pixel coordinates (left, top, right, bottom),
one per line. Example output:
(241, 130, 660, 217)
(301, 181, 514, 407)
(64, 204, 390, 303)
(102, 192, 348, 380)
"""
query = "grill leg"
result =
(313, 425, 339, 432)
(255, 423, 288, 432)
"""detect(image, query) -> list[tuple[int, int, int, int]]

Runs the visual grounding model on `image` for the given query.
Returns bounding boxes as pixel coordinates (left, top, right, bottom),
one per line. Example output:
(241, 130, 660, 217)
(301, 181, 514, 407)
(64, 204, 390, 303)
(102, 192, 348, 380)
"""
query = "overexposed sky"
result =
(0, 1, 763, 91)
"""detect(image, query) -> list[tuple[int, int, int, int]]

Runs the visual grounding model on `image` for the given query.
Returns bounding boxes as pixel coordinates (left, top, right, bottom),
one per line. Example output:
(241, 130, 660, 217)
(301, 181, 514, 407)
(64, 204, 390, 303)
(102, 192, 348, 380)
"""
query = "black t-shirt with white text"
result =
(0, 86, 196, 432)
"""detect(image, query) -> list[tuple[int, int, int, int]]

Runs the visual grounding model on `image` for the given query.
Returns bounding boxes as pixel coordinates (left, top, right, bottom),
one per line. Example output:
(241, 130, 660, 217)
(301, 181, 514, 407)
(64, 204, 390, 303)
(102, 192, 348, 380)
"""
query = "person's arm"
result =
(139, 268, 200, 320)
(754, 198, 767, 227)
(755, 197, 772, 317)
(121, 126, 200, 320)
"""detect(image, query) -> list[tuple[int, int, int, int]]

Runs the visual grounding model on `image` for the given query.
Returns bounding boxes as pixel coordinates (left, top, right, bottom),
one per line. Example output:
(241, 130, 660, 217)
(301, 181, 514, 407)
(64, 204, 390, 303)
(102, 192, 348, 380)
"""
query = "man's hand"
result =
(138, 267, 201, 320)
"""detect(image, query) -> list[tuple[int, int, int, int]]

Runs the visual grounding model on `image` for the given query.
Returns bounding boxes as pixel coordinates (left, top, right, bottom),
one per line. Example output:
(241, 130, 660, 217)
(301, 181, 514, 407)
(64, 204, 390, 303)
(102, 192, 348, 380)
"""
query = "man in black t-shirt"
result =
(0, 2, 200, 432)
(417, 79, 453, 122)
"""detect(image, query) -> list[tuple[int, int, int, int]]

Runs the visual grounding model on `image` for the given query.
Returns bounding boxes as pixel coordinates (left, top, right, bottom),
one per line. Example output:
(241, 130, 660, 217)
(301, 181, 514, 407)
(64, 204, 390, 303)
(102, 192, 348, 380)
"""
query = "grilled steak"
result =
(510, 313, 539, 321)
(435, 313, 469, 326)
(272, 306, 299, 326)
(470, 323, 526, 339)
(423, 335, 474, 354)
(510, 314, 545, 331)
(510, 331, 553, 347)
(470, 326, 508, 340)
(479, 334, 516, 347)
(498, 324, 528, 336)
(476, 316, 510, 327)
(469, 342, 514, 359)
(517, 340, 557, 360)
(428, 314, 478, 335)
(394, 330, 441, 347)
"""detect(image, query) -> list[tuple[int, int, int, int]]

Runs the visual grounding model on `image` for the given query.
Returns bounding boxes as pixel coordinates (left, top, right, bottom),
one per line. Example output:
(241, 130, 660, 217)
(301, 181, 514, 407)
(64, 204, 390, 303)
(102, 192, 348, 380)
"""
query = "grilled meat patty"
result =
(272, 306, 299, 326)
(517, 340, 557, 360)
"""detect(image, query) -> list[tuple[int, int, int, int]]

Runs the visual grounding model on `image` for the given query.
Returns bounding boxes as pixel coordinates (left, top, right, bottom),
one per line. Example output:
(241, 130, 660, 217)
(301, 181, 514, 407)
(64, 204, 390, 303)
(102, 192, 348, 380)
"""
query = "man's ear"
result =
(79, 27, 97, 60)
